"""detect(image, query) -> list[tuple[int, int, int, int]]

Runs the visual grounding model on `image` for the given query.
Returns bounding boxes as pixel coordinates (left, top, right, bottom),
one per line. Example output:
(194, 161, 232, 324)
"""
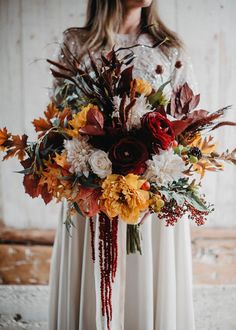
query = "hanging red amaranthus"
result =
(90, 213, 118, 330)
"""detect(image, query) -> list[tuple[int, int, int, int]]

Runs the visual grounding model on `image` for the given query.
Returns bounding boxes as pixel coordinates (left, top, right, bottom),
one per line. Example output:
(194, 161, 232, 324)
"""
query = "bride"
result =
(48, 0, 197, 329)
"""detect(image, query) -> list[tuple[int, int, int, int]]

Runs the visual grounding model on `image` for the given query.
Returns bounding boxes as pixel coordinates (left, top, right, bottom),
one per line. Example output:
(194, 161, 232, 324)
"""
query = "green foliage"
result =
(159, 178, 210, 212)
(148, 80, 170, 107)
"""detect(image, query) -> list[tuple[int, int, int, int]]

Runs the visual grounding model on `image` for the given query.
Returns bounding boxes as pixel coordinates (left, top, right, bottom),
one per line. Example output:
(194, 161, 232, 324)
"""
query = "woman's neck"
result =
(119, 7, 142, 35)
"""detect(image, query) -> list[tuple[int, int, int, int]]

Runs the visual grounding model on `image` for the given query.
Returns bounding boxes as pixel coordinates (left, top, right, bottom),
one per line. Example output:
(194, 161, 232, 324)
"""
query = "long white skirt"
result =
(48, 200, 195, 330)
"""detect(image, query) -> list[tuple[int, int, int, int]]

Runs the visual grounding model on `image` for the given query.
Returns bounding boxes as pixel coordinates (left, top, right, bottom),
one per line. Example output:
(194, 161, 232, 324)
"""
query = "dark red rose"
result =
(108, 136, 149, 175)
(141, 111, 175, 151)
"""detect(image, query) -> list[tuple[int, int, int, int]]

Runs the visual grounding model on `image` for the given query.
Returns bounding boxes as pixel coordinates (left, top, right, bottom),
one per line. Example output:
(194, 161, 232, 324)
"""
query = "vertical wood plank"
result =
(0, 0, 32, 228)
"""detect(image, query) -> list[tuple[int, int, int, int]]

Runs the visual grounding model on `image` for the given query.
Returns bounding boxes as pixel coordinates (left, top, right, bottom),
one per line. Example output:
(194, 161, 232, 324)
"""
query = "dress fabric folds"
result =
(48, 30, 197, 330)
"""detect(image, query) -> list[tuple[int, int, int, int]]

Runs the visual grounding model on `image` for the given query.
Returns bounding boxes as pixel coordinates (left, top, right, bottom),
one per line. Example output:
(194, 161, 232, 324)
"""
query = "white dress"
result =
(48, 30, 197, 330)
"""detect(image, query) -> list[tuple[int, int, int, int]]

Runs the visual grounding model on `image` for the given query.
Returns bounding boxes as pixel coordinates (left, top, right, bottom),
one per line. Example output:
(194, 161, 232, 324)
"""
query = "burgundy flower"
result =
(141, 111, 175, 151)
(108, 136, 149, 175)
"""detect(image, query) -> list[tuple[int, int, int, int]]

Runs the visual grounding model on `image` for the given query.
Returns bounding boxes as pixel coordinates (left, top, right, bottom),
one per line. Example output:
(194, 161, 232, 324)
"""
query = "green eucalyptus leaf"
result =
(35, 144, 43, 167)
(58, 175, 73, 181)
(73, 202, 83, 216)
(185, 193, 208, 212)
(172, 192, 185, 206)
(14, 167, 33, 175)
(159, 189, 173, 201)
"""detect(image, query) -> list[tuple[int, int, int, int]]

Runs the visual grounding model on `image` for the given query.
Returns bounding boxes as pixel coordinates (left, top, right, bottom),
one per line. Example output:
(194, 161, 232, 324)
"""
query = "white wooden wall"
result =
(0, 0, 235, 228)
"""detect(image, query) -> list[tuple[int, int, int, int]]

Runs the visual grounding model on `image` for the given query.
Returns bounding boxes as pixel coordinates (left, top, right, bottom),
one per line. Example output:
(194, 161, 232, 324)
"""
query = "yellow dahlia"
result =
(100, 173, 150, 224)
(131, 78, 153, 96)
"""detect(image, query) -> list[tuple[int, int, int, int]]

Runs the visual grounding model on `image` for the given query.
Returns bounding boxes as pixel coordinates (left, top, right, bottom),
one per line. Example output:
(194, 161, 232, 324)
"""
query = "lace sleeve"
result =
(49, 28, 83, 105)
(170, 47, 199, 94)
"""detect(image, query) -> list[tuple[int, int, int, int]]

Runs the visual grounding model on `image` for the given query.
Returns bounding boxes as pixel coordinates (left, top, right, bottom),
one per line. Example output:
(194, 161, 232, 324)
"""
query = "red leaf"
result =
(23, 173, 53, 204)
(23, 174, 41, 198)
(79, 107, 104, 136)
(76, 187, 101, 217)
(171, 119, 193, 136)
(119, 94, 127, 125)
(211, 121, 236, 131)
(186, 109, 209, 120)
(86, 107, 104, 129)
(118, 66, 133, 94)
(0, 127, 10, 146)
(40, 185, 53, 204)
(180, 83, 194, 106)
(189, 94, 200, 110)
(155, 105, 167, 117)
(46, 59, 73, 73)
(124, 99, 136, 123)
(167, 83, 201, 118)
(79, 125, 105, 136)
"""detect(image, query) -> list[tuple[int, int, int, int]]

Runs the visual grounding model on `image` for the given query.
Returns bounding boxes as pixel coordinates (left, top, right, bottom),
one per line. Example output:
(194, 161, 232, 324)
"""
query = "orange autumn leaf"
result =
(0, 127, 11, 150)
(44, 103, 59, 121)
(32, 104, 72, 134)
(44, 103, 71, 124)
(3, 134, 28, 161)
(193, 159, 224, 178)
(53, 151, 70, 170)
(32, 117, 52, 132)
(39, 164, 61, 191)
(58, 107, 72, 124)
(39, 161, 72, 201)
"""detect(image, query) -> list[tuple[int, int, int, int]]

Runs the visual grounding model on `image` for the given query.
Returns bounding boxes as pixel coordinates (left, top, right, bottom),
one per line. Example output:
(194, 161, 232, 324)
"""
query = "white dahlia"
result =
(112, 95, 122, 118)
(112, 94, 152, 130)
(144, 149, 186, 186)
(64, 137, 94, 177)
(126, 94, 152, 131)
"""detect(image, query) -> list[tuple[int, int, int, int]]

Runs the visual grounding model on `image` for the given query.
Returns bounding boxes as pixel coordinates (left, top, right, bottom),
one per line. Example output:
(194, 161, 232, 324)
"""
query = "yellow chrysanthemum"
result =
(100, 173, 150, 224)
(131, 78, 153, 96)
(66, 103, 99, 137)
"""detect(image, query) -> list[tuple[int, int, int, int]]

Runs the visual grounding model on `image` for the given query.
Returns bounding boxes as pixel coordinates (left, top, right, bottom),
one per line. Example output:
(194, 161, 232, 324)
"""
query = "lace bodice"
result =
(50, 28, 198, 101)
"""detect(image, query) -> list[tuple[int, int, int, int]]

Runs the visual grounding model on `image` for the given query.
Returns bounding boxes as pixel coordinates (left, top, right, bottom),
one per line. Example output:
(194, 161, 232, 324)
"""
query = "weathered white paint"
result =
(0, 0, 235, 228)
(0, 285, 236, 329)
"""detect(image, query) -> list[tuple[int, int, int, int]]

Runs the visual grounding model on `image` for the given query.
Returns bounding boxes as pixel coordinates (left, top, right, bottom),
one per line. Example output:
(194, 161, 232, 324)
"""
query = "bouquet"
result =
(1, 40, 236, 328)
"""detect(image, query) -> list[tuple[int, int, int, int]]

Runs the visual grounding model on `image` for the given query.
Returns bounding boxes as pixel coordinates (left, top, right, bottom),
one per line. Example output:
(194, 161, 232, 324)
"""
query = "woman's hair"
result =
(82, 0, 183, 55)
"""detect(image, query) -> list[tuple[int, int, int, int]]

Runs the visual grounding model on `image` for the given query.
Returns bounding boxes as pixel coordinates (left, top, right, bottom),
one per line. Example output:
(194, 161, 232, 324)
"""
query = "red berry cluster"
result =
(158, 199, 209, 226)
(158, 200, 185, 226)
(187, 203, 208, 226)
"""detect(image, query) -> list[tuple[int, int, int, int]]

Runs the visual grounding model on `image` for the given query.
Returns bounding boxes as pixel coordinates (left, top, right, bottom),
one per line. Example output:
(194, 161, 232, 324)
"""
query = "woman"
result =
(48, 1, 197, 329)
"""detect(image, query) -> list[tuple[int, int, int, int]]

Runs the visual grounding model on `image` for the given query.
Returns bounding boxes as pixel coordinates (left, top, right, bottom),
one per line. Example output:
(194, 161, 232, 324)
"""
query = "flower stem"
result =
(126, 224, 142, 255)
